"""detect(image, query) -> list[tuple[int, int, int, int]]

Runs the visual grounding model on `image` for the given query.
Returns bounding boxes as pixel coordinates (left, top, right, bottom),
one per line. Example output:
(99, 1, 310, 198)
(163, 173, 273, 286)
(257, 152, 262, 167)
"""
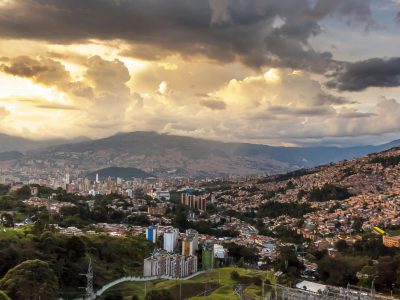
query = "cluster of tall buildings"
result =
(144, 226, 200, 277)
(143, 251, 198, 278)
(181, 193, 207, 211)
(146, 226, 199, 254)
(144, 225, 226, 278)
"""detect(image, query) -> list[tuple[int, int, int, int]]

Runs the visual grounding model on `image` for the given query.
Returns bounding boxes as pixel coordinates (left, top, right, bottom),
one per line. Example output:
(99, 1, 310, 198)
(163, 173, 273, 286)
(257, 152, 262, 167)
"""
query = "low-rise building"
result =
(383, 235, 400, 248)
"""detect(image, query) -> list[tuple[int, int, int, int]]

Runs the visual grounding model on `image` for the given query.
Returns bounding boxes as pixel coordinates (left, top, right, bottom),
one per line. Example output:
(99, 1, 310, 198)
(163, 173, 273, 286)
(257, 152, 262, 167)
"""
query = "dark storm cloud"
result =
(338, 111, 376, 119)
(308, 0, 372, 24)
(200, 99, 226, 110)
(247, 105, 334, 120)
(0, 0, 372, 72)
(0, 56, 49, 77)
(327, 57, 400, 91)
(313, 93, 354, 105)
(267, 105, 334, 116)
(0, 56, 94, 98)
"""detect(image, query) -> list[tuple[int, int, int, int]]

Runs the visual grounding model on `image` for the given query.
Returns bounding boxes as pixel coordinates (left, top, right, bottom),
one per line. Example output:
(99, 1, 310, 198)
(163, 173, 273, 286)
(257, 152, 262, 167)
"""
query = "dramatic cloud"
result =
(327, 57, 400, 91)
(0, 56, 93, 98)
(86, 56, 130, 92)
(0, 0, 372, 72)
(200, 99, 226, 110)
(0, 0, 398, 146)
(314, 93, 354, 105)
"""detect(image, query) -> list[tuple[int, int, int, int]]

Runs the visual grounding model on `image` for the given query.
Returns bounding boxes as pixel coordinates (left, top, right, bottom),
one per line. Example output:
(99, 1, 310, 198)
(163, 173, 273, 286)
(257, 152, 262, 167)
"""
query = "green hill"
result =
(88, 166, 152, 180)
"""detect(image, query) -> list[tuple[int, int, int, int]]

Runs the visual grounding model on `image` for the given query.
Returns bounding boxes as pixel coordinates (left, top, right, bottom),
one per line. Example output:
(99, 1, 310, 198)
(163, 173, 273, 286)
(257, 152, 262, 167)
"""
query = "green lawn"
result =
(99, 267, 276, 300)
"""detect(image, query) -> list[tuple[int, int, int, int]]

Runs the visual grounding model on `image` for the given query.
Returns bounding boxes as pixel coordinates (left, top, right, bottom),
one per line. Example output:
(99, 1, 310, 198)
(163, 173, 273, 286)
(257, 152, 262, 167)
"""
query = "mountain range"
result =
(0, 133, 90, 153)
(2, 131, 396, 177)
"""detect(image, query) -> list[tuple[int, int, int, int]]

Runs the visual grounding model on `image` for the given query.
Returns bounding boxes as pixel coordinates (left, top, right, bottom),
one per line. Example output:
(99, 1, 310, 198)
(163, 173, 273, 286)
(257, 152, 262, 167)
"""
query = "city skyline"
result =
(0, 0, 399, 147)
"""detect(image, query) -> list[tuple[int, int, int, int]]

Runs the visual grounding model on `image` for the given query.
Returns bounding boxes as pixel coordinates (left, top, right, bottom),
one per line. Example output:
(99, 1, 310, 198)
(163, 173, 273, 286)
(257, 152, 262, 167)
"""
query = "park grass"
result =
(99, 267, 275, 300)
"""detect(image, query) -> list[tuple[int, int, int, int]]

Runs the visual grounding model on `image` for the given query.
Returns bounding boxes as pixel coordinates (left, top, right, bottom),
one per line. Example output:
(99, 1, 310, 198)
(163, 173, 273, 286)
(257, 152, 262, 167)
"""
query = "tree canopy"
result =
(0, 259, 59, 300)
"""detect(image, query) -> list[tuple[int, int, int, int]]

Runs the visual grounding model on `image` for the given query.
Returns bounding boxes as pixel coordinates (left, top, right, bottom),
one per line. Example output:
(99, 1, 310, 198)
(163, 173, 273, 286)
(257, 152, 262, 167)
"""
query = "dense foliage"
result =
(258, 201, 314, 218)
(257, 168, 317, 184)
(224, 243, 260, 264)
(0, 185, 9, 196)
(315, 233, 400, 293)
(307, 184, 351, 202)
(370, 155, 400, 167)
(274, 246, 304, 279)
(0, 228, 152, 298)
(0, 259, 59, 300)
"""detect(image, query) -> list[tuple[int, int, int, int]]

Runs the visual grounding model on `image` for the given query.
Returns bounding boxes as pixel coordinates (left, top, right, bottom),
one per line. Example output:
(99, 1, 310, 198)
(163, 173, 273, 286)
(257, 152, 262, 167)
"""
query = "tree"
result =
(0, 213, 13, 227)
(66, 236, 86, 261)
(0, 291, 11, 300)
(308, 184, 351, 202)
(0, 259, 59, 300)
(33, 211, 50, 234)
(145, 289, 173, 300)
(375, 256, 397, 290)
(0, 184, 9, 196)
(275, 246, 304, 278)
(317, 256, 362, 286)
(231, 271, 240, 280)
(105, 295, 123, 300)
(352, 217, 364, 232)
(14, 185, 32, 200)
(238, 257, 245, 268)
(172, 207, 189, 230)
(335, 240, 349, 252)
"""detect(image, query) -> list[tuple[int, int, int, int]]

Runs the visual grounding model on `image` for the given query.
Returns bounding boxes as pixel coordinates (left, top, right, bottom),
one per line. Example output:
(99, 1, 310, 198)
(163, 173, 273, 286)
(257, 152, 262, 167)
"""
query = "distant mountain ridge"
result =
(21, 131, 400, 176)
(0, 151, 24, 161)
(0, 133, 90, 153)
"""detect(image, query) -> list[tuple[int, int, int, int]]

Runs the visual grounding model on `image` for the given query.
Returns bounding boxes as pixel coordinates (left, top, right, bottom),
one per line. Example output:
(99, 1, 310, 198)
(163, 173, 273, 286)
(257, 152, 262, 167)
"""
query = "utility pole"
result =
(262, 279, 265, 300)
(79, 257, 94, 300)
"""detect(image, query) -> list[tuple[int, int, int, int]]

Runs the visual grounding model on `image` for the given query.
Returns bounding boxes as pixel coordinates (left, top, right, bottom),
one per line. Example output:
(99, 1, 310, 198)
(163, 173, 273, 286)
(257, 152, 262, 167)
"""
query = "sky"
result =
(0, 0, 399, 147)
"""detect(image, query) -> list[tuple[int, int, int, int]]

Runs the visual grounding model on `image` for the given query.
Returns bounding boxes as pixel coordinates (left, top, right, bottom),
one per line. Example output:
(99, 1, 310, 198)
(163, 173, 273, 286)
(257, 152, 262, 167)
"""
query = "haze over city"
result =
(0, 0, 399, 146)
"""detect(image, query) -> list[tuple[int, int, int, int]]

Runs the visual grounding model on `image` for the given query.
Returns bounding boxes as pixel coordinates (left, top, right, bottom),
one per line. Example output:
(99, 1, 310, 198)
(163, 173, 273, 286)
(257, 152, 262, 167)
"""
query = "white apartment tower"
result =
(163, 228, 179, 253)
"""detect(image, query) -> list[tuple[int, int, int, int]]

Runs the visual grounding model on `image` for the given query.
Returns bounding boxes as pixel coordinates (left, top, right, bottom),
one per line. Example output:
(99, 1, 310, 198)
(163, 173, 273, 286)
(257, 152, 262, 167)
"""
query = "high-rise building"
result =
(182, 240, 191, 256)
(163, 228, 179, 252)
(144, 252, 197, 278)
(213, 244, 226, 259)
(143, 254, 166, 277)
(65, 173, 70, 185)
(181, 193, 207, 211)
(146, 225, 158, 243)
(182, 229, 199, 256)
